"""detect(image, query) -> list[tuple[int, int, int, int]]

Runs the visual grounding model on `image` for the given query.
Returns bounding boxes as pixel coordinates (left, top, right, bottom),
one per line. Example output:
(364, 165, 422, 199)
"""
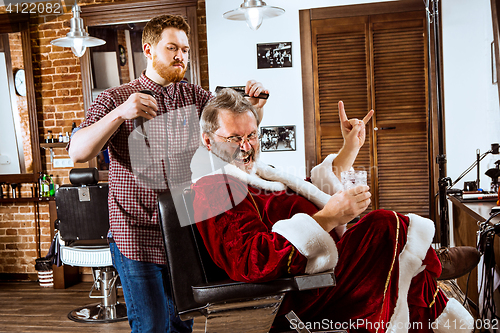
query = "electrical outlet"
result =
(53, 158, 74, 168)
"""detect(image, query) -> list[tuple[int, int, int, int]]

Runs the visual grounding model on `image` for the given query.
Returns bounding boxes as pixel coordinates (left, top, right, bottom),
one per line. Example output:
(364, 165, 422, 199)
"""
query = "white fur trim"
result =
(387, 214, 435, 333)
(272, 213, 338, 274)
(256, 161, 331, 208)
(222, 163, 287, 192)
(218, 161, 331, 209)
(221, 161, 346, 239)
(310, 154, 346, 195)
(413, 265, 426, 277)
(193, 149, 333, 209)
(431, 298, 474, 333)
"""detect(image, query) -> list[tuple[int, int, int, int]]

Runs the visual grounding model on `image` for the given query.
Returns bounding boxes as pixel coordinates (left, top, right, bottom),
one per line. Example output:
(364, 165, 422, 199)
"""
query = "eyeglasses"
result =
(211, 131, 259, 145)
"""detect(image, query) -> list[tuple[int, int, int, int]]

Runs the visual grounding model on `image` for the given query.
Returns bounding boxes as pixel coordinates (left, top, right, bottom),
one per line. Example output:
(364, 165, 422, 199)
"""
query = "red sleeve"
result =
(192, 175, 307, 283)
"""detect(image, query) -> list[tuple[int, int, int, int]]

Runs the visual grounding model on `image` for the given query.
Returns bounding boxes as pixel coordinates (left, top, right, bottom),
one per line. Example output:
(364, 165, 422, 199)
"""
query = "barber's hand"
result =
(245, 80, 269, 109)
(116, 92, 158, 121)
(339, 101, 373, 150)
(313, 185, 371, 232)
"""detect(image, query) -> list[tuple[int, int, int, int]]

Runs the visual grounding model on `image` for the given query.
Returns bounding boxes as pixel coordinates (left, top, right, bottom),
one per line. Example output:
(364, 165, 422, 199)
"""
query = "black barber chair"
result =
(55, 168, 127, 323)
(158, 188, 344, 333)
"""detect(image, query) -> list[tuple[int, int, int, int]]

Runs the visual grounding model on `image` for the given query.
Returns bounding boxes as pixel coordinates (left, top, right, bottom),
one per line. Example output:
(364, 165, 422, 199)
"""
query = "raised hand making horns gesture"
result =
(338, 100, 374, 151)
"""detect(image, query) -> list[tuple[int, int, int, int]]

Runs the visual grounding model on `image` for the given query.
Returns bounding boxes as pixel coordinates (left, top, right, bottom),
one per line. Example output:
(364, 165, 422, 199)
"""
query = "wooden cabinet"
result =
(312, 11, 429, 217)
(300, 1, 437, 219)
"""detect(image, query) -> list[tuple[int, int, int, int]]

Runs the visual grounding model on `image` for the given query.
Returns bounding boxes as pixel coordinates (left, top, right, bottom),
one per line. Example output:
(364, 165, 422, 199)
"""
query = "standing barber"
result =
(68, 14, 268, 333)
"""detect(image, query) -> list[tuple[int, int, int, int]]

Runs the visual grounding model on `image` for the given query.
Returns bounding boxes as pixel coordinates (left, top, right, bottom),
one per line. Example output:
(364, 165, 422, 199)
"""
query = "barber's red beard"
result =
(153, 54, 187, 83)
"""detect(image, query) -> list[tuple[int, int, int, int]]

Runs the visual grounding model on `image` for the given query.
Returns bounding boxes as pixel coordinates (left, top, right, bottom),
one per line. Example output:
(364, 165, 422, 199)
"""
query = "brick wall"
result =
(117, 29, 131, 85)
(197, 0, 209, 90)
(0, 202, 50, 275)
(0, 0, 209, 279)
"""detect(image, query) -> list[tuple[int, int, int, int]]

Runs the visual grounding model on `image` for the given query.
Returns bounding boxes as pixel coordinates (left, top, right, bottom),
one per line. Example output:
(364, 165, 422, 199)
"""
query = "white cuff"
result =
(272, 213, 338, 274)
(387, 213, 436, 333)
(432, 298, 474, 333)
(310, 154, 345, 195)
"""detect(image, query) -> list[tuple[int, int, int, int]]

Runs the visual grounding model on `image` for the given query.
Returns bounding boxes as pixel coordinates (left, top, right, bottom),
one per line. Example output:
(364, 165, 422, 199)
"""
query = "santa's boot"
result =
(436, 246, 480, 281)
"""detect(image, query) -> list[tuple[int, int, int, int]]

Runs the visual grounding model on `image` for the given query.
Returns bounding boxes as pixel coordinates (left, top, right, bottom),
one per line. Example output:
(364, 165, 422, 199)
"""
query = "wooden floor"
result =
(0, 281, 205, 333)
(0, 280, 478, 333)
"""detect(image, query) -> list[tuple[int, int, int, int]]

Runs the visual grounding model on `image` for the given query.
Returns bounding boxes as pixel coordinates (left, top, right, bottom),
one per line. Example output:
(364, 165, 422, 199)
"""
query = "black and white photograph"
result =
(260, 126, 296, 152)
(257, 42, 292, 69)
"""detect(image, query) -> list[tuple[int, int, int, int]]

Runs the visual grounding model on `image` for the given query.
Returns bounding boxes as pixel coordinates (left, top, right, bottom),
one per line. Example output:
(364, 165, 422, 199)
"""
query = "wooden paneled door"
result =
(306, 9, 431, 217)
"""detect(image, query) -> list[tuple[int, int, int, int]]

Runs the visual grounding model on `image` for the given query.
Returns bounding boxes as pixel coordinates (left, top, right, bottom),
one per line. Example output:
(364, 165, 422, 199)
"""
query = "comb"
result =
(215, 86, 269, 99)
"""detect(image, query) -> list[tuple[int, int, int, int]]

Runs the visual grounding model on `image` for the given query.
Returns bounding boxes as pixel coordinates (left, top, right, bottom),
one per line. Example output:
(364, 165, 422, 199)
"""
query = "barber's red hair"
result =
(142, 14, 190, 46)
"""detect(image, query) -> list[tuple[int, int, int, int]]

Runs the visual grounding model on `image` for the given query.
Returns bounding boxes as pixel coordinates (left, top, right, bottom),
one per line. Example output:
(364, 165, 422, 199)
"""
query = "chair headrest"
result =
(69, 168, 99, 185)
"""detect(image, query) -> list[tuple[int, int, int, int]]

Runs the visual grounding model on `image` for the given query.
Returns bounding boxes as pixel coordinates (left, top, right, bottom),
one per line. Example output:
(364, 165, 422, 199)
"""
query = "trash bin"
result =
(35, 258, 53, 288)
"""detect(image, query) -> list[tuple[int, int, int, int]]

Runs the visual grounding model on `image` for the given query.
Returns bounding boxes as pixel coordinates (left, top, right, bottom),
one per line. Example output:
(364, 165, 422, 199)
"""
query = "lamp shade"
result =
(50, 4, 105, 57)
(223, 0, 285, 31)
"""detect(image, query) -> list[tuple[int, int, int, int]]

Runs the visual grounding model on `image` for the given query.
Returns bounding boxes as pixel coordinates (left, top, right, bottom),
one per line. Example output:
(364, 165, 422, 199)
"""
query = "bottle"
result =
(64, 132, 70, 143)
(41, 175, 49, 197)
(45, 131, 52, 144)
(58, 133, 63, 143)
(497, 184, 500, 206)
(11, 183, 18, 199)
(48, 175, 55, 197)
(37, 172, 43, 197)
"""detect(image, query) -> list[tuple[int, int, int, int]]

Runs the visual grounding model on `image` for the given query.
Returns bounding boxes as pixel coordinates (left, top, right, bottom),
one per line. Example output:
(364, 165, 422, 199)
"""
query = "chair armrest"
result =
(293, 270, 336, 290)
(192, 271, 335, 304)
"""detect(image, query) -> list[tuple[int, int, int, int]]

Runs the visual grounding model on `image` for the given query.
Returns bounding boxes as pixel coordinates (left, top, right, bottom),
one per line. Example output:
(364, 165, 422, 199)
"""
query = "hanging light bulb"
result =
(244, 7, 263, 31)
(223, 0, 285, 31)
(70, 38, 86, 57)
(50, 3, 105, 57)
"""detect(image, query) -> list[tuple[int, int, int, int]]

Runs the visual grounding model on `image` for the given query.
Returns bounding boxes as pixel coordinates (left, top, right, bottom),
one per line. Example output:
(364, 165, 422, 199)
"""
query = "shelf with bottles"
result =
(38, 173, 56, 198)
(0, 196, 54, 203)
(0, 181, 55, 203)
(41, 130, 71, 147)
(40, 142, 68, 149)
(40, 127, 74, 163)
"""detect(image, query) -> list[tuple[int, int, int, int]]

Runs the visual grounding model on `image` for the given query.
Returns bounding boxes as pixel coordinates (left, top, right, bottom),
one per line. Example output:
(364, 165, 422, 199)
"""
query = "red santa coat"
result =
(192, 154, 473, 333)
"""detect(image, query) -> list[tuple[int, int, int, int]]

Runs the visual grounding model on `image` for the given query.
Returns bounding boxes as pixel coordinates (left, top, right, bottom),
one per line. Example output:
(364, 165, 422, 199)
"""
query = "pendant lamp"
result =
(223, 0, 285, 31)
(50, 3, 105, 57)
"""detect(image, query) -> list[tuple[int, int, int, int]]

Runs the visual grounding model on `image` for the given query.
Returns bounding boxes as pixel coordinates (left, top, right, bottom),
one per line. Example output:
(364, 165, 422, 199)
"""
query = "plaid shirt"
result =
(76, 74, 212, 264)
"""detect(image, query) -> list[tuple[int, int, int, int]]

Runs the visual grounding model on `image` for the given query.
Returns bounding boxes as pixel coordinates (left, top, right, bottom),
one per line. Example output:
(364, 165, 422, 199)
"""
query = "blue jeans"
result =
(109, 242, 193, 333)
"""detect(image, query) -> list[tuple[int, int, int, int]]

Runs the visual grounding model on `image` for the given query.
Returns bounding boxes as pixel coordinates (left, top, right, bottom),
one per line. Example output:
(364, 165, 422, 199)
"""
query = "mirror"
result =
(79, 0, 201, 173)
(0, 14, 41, 183)
(87, 23, 146, 101)
(86, 22, 150, 171)
(87, 22, 193, 103)
(0, 33, 29, 175)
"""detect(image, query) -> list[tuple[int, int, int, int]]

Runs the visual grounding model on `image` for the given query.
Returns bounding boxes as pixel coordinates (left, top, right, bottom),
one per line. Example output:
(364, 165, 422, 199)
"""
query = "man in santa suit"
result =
(190, 88, 474, 332)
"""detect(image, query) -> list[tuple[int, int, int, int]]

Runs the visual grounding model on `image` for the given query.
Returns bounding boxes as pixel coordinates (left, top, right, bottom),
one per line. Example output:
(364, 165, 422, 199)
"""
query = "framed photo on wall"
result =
(260, 126, 296, 152)
(257, 42, 292, 69)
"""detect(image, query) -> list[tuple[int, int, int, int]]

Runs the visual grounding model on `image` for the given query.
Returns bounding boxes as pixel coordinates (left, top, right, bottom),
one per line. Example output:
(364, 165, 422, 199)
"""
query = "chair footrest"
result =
(60, 245, 112, 267)
(192, 271, 335, 304)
